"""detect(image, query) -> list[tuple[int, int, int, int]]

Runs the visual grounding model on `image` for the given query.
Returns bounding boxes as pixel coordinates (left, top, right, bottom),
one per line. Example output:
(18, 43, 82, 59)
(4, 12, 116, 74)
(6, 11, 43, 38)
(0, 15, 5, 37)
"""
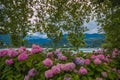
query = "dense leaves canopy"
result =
(0, 0, 120, 49)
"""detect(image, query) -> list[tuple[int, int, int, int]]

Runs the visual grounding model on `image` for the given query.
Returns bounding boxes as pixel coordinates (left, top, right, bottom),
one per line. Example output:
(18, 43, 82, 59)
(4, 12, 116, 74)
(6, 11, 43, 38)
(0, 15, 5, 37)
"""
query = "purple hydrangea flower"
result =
(73, 57, 84, 65)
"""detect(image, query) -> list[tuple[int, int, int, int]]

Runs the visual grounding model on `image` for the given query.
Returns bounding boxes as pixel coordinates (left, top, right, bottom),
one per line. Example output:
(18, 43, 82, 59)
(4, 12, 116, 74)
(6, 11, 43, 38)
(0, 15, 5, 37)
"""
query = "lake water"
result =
(79, 48, 98, 53)
(0, 48, 98, 53)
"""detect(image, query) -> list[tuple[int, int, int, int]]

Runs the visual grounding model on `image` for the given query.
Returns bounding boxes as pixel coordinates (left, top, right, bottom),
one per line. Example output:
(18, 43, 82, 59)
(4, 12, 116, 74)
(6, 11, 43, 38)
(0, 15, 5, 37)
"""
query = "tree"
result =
(90, 0, 120, 49)
(33, 0, 91, 49)
(0, 0, 34, 47)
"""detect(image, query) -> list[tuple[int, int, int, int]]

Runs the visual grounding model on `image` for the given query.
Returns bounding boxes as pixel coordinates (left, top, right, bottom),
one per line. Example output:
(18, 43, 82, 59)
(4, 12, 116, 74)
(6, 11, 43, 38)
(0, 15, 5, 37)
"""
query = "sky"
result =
(31, 20, 100, 38)
(84, 20, 99, 34)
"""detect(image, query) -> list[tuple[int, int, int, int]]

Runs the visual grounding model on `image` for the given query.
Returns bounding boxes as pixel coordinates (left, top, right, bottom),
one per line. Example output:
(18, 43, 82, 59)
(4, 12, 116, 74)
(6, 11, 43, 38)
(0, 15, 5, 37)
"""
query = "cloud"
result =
(32, 32, 48, 38)
(84, 21, 100, 34)
(85, 28, 98, 34)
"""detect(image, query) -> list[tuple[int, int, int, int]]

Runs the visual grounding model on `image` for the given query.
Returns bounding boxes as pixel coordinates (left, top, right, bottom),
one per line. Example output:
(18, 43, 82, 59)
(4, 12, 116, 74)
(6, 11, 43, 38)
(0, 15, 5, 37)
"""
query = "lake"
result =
(0, 48, 98, 53)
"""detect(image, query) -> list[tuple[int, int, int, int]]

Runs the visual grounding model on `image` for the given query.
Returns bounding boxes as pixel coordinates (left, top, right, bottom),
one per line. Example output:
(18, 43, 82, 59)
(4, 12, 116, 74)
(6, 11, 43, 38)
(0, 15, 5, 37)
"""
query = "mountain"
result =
(24, 33, 105, 48)
(0, 33, 105, 48)
(84, 33, 105, 39)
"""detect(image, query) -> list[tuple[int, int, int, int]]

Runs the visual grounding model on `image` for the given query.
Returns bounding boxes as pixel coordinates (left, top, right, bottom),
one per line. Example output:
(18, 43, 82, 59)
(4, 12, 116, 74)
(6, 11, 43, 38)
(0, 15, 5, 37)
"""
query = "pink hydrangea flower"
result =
(94, 58, 101, 65)
(45, 70, 53, 79)
(28, 68, 37, 77)
(113, 48, 118, 53)
(31, 44, 43, 54)
(67, 62, 76, 70)
(103, 57, 109, 63)
(18, 47, 26, 53)
(55, 49, 62, 55)
(5, 59, 13, 65)
(18, 53, 28, 61)
(84, 59, 90, 65)
(91, 55, 96, 59)
(62, 62, 76, 71)
(118, 70, 120, 74)
(112, 52, 117, 58)
(0, 50, 8, 57)
(97, 54, 105, 60)
(42, 58, 53, 67)
(96, 78, 103, 80)
(101, 72, 107, 78)
(51, 66, 61, 75)
(106, 54, 110, 58)
(46, 52, 53, 58)
(79, 67, 88, 75)
(24, 75, 30, 80)
(56, 63, 63, 69)
(58, 56, 67, 60)
(7, 49, 18, 57)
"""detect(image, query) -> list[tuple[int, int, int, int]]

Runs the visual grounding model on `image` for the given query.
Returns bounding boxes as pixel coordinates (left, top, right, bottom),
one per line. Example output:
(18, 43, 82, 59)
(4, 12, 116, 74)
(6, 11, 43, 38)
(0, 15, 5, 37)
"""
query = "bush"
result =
(0, 45, 120, 80)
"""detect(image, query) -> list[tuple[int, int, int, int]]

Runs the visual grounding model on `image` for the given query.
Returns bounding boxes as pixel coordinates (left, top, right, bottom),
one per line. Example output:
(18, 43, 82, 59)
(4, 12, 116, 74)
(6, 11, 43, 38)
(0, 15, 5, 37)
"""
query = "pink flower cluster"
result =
(101, 72, 107, 78)
(112, 48, 120, 58)
(5, 59, 14, 65)
(28, 68, 37, 77)
(46, 52, 53, 59)
(91, 53, 112, 65)
(91, 55, 96, 59)
(54, 49, 62, 56)
(97, 54, 105, 60)
(61, 62, 76, 71)
(45, 64, 61, 79)
(54, 49, 67, 60)
(31, 44, 43, 54)
(24, 68, 37, 80)
(118, 70, 120, 74)
(18, 53, 28, 61)
(24, 75, 30, 80)
(42, 58, 53, 67)
(94, 58, 101, 65)
(18, 47, 26, 53)
(45, 62, 76, 79)
(58, 56, 67, 60)
(84, 59, 90, 65)
(79, 67, 88, 75)
(96, 78, 103, 80)
(51, 66, 61, 75)
(7, 49, 18, 57)
(45, 70, 53, 79)
(0, 50, 8, 57)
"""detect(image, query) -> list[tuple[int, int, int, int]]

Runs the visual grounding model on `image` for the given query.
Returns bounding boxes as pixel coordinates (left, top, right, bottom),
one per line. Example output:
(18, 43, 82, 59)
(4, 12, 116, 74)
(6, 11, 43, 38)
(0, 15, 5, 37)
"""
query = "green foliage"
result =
(91, 0, 120, 49)
(67, 32, 85, 51)
(32, 0, 91, 50)
(0, 47, 120, 80)
(1, 0, 120, 49)
(0, 0, 34, 47)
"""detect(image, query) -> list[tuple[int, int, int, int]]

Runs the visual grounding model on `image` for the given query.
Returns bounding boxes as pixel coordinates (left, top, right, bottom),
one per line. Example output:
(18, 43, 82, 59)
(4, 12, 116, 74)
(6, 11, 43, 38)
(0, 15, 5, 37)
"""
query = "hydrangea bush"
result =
(0, 45, 120, 80)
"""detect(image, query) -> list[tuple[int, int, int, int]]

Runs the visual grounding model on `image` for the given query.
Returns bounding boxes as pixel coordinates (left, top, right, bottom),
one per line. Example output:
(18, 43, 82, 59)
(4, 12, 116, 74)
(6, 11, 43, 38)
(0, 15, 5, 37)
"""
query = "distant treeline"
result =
(0, 34, 105, 48)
